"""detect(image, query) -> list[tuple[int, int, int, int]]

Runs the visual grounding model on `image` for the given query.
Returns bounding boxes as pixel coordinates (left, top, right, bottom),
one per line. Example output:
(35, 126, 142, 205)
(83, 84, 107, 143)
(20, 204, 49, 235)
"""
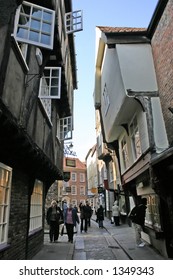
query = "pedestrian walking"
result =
(85, 201, 93, 227)
(46, 200, 63, 243)
(96, 205, 104, 228)
(64, 203, 79, 243)
(128, 197, 147, 247)
(112, 201, 120, 226)
(79, 202, 87, 233)
(62, 199, 67, 221)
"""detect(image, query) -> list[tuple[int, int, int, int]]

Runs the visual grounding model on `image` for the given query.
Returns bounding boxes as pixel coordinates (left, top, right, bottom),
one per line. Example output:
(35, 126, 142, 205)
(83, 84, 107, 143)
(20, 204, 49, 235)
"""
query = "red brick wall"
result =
(151, 0, 173, 144)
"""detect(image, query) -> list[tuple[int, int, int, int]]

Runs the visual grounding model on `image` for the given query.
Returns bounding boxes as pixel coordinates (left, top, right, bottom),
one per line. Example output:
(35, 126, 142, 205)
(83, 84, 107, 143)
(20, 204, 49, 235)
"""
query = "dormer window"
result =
(14, 1, 55, 49)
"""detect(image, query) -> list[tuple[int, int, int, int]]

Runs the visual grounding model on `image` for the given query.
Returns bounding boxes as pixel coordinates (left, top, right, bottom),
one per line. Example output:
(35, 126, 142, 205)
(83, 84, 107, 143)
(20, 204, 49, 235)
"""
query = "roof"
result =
(97, 26, 147, 33)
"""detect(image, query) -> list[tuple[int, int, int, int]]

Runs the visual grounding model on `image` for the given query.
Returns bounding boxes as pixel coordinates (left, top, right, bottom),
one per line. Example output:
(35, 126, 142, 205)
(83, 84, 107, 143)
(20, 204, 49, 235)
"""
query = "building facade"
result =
(59, 157, 87, 208)
(0, 0, 82, 259)
(94, 0, 173, 258)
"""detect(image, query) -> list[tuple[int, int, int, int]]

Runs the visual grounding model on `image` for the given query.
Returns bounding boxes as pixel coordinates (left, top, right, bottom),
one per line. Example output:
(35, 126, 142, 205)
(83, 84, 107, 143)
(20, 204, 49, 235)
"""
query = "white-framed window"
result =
(80, 186, 85, 196)
(71, 172, 77, 182)
(129, 116, 142, 161)
(39, 98, 52, 122)
(58, 116, 73, 141)
(145, 195, 161, 230)
(71, 185, 77, 195)
(38, 67, 61, 123)
(65, 10, 83, 34)
(103, 83, 110, 115)
(29, 180, 43, 233)
(39, 67, 61, 99)
(121, 135, 129, 171)
(80, 173, 85, 183)
(109, 161, 114, 182)
(0, 163, 12, 246)
(14, 1, 55, 49)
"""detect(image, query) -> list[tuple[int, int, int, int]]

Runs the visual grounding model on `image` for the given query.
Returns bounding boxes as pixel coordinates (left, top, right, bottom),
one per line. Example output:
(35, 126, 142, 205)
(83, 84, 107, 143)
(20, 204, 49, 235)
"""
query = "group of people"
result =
(79, 201, 93, 233)
(46, 197, 147, 248)
(46, 200, 93, 243)
(46, 200, 79, 243)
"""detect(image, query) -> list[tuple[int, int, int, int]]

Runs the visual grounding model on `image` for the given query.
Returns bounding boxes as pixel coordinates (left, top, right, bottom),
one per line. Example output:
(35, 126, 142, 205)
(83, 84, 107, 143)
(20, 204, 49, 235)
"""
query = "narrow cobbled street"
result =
(32, 216, 168, 260)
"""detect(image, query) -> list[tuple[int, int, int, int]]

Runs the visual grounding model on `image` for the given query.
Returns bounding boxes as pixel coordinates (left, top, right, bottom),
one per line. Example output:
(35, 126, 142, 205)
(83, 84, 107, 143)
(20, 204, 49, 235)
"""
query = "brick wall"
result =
(151, 0, 173, 144)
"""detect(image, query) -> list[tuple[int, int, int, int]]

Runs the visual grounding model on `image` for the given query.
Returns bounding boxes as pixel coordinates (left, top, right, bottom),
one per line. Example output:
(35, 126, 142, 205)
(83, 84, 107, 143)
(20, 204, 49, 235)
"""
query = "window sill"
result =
(0, 243, 10, 252)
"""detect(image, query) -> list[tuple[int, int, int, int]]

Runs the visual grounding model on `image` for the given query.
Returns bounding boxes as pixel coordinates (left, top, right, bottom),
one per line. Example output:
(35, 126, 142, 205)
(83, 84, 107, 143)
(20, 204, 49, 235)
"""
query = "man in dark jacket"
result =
(129, 198, 147, 247)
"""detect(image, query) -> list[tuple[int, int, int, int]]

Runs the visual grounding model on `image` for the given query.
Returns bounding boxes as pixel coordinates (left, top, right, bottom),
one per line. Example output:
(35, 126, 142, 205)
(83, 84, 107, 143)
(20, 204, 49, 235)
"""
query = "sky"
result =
(71, 0, 158, 161)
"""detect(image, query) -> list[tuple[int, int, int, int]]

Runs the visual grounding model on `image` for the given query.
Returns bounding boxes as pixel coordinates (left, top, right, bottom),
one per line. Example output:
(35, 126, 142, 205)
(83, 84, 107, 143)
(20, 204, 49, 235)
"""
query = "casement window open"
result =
(13, 1, 55, 49)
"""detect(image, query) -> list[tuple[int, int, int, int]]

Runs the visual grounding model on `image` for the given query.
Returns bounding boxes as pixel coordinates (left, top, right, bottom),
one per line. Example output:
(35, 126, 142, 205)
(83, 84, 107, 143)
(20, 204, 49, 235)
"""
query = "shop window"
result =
(29, 180, 43, 233)
(0, 163, 12, 246)
(145, 195, 161, 231)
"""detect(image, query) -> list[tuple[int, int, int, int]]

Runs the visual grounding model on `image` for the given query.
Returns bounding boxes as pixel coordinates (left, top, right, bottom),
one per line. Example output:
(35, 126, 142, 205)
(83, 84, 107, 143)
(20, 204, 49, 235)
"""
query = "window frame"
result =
(0, 163, 12, 247)
(71, 172, 77, 182)
(103, 83, 110, 116)
(79, 173, 85, 183)
(29, 180, 43, 233)
(80, 185, 85, 196)
(13, 1, 55, 50)
(58, 116, 73, 141)
(120, 135, 129, 171)
(65, 10, 83, 34)
(71, 185, 77, 195)
(129, 115, 142, 161)
(39, 67, 62, 99)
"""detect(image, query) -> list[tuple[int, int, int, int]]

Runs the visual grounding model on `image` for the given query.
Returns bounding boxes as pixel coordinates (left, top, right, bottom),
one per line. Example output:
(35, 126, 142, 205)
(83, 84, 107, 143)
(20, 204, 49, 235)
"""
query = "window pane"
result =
(50, 87, 58, 96)
(41, 34, 51, 45)
(43, 11, 53, 22)
(42, 22, 51, 33)
(31, 19, 41, 30)
(32, 7, 42, 19)
(29, 30, 39, 42)
(17, 27, 29, 40)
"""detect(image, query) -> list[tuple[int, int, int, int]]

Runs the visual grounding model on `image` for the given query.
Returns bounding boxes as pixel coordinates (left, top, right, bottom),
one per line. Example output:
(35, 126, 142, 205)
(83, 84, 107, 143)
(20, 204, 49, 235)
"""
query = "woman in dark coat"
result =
(46, 200, 63, 243)
(96, 205, 104, 228)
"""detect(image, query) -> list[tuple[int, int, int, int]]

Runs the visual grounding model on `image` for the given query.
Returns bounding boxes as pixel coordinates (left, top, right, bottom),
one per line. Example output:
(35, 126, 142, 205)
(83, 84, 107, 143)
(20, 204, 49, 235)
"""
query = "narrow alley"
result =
(32, 216, 168, 260)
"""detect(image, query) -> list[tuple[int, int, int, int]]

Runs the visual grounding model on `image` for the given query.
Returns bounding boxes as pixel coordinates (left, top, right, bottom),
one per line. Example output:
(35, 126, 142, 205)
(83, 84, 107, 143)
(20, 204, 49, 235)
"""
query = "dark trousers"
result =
(87, 218, 91, 227)
(80, 218, 87, 232)
(49, 221, 59, 242)
(98, 220, 103, 228)
(66, 223, 74, 241)
(113, 216, 120, 226)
